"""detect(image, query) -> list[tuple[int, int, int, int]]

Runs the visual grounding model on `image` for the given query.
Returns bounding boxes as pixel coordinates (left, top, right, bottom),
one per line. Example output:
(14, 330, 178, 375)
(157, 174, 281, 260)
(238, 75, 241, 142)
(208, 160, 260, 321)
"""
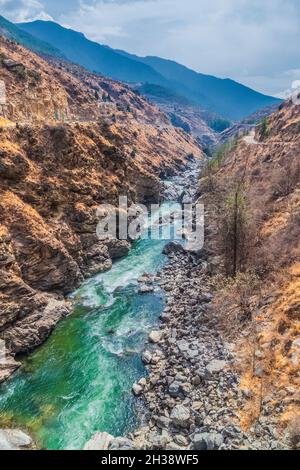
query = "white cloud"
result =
(1, 0, 299, 95)
(0, 0, 53, 22)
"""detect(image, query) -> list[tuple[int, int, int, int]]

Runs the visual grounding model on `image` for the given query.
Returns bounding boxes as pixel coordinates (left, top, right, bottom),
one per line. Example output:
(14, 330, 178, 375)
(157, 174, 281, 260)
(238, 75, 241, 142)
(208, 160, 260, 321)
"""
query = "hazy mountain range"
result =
(0, 15, 281, 121)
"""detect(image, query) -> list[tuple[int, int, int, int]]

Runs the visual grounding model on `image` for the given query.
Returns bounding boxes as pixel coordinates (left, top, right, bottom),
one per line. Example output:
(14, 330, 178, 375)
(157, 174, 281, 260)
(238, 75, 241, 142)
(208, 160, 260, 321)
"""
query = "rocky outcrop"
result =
(0, 429, 33, 450)
(84, 432, 136, 451)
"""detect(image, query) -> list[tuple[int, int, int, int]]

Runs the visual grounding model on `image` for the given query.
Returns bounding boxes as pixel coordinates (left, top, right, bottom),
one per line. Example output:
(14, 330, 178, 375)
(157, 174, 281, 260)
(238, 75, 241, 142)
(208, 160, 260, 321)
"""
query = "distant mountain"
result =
(17, 20, 167, 86)
(0, 15, 63, 58)
(118, 51, 281, 121)
(17, 19, 281, 121)
(134, 83, 228, 147)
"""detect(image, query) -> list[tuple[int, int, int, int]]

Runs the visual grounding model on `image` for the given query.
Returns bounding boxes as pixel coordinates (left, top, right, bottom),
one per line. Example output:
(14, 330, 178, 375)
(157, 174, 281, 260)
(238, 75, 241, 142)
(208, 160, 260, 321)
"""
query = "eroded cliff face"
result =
(0, 36, 203, 379)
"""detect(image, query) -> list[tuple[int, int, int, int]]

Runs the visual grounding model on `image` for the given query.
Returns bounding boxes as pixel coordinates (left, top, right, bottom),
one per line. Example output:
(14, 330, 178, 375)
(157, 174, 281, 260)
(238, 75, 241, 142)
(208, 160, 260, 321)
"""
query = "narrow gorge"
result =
(0, 15, 300, 453)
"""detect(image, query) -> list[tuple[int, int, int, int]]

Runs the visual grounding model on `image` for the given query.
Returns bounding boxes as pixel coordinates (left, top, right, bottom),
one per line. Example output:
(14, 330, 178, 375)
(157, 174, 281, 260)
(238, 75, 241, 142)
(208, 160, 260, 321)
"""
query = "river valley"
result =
(0, 165, 198, 450)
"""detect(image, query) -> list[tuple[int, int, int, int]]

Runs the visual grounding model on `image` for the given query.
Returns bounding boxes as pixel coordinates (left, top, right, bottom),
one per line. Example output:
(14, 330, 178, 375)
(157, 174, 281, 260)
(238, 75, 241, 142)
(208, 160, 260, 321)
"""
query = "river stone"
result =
(139, 285, 154, 294)
(170, 405, 191, 428)
(168, 381, 184, 398)
(192, 432, 224, 450)
(0, 429, 32, 450)
(132, 383, 143, 396)
(156, 416, 171, 429)
(84, 432, 114, 450)
(109, 437, 135, 450)
(142, 350, 152, 364)
(149, 331, 162, 344)
(147, 431, 170, 449)
(162, 241, 185, 256)
(191, 375, 201, 386)
(138, 377, 147, 387)
(174, 434, 189, 447)
(205, 359, 227, 378)
(177, 339, 190, 353)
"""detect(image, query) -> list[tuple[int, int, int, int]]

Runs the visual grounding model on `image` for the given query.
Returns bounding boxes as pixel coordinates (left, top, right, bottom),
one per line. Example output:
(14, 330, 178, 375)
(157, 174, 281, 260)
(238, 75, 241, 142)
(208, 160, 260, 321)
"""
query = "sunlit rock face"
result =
(0, 34, 203, 369)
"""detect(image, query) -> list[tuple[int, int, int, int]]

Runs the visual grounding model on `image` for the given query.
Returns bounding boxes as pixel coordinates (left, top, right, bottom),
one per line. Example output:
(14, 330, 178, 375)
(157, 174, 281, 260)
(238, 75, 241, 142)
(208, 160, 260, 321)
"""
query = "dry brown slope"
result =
(0, 35, 203, 380)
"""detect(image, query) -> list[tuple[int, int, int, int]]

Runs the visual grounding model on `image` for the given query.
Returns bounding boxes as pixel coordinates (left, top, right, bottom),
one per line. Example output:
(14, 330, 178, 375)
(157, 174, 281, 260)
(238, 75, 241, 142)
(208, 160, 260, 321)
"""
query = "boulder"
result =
(84, 432, 113, 450)
(109, 437, 135, 450)
(184, 241, 204, 258)
(132, 383, 143, 396)
(170, 405, 191, 428)
(205, 360, 227, 378)
(106, 239, 131, 260)
(192, 432, 224, 450)
(142, 350, 152, 364)
(0, 429, 32, 450)
(149, 331, 162, 344)
(0, 348, 21, 384)
(138, 285, 154, 294)
(162, 241, 185, 256)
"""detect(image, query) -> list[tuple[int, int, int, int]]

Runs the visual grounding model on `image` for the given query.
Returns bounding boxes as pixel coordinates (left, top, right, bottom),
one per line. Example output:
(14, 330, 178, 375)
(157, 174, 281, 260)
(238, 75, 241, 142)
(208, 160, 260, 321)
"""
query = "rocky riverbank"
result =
(84, 245, 289, 451)
(128, 250, 288, 450)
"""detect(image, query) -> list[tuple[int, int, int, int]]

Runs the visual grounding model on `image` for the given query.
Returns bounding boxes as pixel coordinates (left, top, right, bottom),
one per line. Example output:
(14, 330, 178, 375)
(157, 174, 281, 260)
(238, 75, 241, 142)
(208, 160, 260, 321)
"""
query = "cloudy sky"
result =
(0, 0, 299, 96)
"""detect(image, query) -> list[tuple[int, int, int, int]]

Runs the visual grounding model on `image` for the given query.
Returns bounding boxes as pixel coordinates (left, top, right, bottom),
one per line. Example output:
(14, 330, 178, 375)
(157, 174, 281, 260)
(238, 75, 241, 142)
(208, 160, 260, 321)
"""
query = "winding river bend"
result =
(0, 202, 181, 450)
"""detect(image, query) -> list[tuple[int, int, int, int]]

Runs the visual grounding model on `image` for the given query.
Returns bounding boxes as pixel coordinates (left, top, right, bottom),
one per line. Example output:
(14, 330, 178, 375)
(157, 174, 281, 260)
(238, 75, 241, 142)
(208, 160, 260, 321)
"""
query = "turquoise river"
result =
(0, 203, 180, 450)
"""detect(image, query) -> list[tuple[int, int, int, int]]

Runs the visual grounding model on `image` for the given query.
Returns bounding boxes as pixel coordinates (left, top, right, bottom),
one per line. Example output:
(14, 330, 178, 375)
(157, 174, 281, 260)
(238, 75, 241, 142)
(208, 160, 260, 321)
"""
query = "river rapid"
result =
(0, 163, 200, 450)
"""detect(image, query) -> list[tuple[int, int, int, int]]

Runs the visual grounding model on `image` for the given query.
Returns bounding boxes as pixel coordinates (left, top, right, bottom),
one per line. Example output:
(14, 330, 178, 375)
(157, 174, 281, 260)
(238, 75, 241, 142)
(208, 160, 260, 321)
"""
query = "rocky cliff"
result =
(0, 35, 203, 381)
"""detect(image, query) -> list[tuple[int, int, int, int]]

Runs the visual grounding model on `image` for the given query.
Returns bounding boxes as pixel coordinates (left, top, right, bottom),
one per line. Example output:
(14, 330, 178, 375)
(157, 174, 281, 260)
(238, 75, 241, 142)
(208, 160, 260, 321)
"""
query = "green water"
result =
(0, 204, 179, 450)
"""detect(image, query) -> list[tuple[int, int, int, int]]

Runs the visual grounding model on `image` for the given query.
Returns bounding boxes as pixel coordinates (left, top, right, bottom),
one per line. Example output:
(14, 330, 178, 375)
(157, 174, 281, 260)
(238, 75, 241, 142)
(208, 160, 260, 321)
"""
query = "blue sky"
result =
(0, 0, 299, 97)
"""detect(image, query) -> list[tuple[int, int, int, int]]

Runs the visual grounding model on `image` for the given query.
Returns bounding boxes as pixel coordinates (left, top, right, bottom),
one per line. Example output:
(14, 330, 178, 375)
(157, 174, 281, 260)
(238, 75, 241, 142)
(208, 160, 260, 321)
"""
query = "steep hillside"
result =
(218, 103, 280, 144)
(199, 99, 300, 444)
(134, 83, 223, 147)
(0, 35, 203, 381)
(19, 19, 281, 121)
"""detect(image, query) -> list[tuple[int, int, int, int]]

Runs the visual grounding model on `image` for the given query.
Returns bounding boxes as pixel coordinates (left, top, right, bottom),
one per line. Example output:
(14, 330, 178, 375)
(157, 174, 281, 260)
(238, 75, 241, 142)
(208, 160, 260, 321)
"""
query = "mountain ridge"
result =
(0, 15, 64, 58)
(17, 20, 169, 86)
(18, 19, 281, 121)
(0, 33, 203, 378)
